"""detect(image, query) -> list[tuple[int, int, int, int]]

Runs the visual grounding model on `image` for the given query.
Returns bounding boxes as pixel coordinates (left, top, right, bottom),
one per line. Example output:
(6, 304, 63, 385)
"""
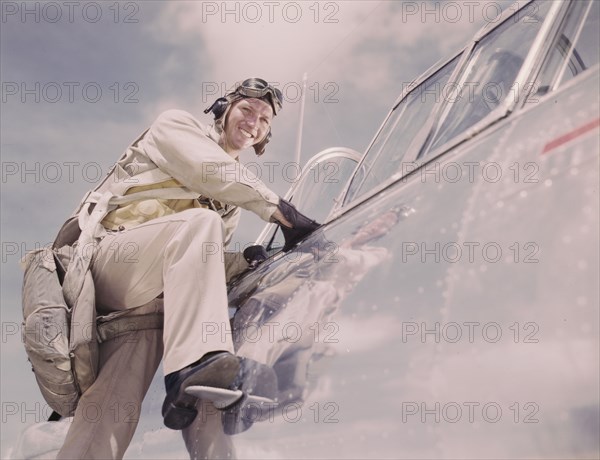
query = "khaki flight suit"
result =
(56, 109, 279, 459)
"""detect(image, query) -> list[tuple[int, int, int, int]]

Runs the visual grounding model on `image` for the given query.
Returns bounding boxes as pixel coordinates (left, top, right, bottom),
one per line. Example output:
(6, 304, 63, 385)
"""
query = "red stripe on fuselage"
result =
(542, 118, 600, 154)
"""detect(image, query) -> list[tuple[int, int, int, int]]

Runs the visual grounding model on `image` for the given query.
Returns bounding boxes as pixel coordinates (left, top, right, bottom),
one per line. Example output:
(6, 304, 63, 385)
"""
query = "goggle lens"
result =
(238, 78, 283, 112)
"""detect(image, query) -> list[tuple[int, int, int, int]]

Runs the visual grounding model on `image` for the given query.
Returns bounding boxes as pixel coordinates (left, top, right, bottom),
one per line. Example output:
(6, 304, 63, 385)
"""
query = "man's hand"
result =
(273, 198, 320, 251)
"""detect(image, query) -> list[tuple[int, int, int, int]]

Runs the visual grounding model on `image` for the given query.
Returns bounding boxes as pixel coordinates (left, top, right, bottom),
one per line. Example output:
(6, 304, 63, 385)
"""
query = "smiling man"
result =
(55, 78, 319, 459)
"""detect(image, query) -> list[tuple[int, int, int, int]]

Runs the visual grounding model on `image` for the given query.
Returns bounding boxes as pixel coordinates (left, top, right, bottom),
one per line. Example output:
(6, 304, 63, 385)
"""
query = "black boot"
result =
(162, 351, 277, 431)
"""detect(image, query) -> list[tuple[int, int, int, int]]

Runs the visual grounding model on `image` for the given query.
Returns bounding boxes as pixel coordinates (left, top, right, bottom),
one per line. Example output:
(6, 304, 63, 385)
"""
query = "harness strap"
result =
(87, 187, 200, 206)
(97, 312, 164, 343)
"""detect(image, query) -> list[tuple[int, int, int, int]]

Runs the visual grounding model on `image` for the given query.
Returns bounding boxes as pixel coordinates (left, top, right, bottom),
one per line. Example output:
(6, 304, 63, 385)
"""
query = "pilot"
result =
(56, 78, 319, 459)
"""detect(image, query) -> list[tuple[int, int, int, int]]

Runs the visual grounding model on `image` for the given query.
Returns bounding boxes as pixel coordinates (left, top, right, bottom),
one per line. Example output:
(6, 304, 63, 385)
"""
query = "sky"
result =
(0, 0, 515, 457)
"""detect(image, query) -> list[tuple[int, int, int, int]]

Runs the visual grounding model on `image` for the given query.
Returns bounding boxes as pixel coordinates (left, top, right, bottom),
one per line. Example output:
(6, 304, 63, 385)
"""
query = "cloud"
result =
(150, 1, 485, 106)
(155, 1, 376, 81)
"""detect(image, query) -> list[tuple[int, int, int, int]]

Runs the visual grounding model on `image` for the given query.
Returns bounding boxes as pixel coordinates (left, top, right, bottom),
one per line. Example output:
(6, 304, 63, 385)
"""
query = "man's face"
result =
(221, 98, 273, 154)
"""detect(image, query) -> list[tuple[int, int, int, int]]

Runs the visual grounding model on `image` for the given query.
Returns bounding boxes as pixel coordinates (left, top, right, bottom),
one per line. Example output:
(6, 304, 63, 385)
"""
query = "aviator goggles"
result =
(235, 78, 283, 115)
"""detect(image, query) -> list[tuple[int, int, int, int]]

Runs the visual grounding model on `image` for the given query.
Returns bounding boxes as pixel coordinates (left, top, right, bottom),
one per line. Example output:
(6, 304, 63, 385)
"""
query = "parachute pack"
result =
(21, 243, 165, 418)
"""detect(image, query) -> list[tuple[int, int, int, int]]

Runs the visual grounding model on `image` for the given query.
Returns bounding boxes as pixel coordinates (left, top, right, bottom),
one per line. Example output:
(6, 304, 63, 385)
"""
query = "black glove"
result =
(276, 198, 320, 251)
(243, 245, 269, 269)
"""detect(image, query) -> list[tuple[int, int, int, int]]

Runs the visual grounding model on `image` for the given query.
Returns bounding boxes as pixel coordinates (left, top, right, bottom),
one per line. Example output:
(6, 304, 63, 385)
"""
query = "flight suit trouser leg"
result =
(56, 328, 163, 460)
(90, 208, 235, 375)
(180, 400, 234, 460)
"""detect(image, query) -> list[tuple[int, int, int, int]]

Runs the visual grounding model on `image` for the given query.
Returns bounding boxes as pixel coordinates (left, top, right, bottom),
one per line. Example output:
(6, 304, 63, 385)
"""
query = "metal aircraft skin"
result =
(12, 0, 599, 458)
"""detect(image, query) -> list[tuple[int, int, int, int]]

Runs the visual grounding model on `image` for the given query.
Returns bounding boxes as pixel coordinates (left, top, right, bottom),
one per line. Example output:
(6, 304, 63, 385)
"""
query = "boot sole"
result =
(162, 354, 241, 430)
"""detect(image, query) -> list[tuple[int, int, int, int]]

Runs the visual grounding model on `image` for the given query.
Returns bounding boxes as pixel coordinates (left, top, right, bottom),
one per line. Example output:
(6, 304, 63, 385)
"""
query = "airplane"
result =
(12, 0, 599, 458)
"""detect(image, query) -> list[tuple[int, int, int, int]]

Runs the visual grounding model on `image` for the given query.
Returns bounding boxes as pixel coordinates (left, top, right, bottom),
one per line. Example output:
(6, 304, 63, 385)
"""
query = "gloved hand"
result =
(243, 245, 269, 269)
(275, 198, 320, 251)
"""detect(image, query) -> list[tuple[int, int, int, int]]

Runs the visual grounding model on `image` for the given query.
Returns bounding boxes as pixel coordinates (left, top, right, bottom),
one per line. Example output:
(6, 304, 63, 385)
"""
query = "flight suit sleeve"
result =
(142, 109, 280, 223)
